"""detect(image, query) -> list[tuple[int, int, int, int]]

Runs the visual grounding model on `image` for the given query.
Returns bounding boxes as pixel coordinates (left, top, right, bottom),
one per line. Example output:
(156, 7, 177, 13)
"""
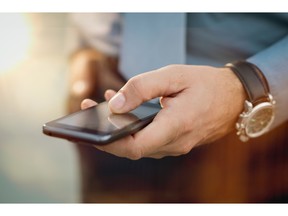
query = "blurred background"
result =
(0, 13, 81, 202)
(0, 13, 288, 203)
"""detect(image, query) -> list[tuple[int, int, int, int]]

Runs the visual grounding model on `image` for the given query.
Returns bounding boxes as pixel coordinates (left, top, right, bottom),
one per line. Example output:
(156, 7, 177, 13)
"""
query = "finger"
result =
(144, 127, 197, 159)
(128, 105, 183, 158)
(132, 91, 197, 157)
(81, 99, 97, 110)
(145, 152, 182, 159)
(92, 136, 140, 160)
(91, 106, 181, 160)
(104, 89, 117, 101)
(108, 65, 187, 113)
(92, 92, 186, 159)
(152, 135, 195, 157)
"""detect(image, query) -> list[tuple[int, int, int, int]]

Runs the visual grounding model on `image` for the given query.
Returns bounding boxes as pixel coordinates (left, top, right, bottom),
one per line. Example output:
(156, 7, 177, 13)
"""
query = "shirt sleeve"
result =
(68, 13, 122, 57)
(248, 35, 288, 130)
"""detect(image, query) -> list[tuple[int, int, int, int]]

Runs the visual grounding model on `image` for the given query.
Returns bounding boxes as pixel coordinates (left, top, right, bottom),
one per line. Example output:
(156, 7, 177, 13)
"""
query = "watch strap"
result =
(226, 61, 270, 105)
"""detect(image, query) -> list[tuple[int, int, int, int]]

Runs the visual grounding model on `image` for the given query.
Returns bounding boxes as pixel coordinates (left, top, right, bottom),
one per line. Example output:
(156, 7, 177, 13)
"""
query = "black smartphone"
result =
(43, 101, 161, 145)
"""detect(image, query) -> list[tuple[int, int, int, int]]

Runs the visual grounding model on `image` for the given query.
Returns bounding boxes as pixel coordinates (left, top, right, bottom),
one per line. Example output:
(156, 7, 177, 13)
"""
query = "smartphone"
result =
(43, 101, 161, 145)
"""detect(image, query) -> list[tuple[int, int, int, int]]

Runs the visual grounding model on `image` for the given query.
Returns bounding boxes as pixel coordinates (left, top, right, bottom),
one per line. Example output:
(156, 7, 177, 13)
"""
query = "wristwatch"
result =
(225, 61, 276, 142)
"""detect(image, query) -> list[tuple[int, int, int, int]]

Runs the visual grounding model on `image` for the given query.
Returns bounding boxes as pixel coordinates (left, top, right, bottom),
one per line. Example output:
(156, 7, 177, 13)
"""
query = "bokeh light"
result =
(0, 13, 31, 74)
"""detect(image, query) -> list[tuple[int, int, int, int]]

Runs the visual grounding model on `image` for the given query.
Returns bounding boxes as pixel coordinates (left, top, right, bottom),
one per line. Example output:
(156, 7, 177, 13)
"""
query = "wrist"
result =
(222, 67, 247, 130)
(225, 61, 276, 142)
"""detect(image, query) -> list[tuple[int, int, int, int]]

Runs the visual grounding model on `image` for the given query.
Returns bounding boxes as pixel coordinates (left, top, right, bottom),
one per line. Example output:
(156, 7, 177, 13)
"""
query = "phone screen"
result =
(57, 102, 160, 132)
(43, 101, 161, 144)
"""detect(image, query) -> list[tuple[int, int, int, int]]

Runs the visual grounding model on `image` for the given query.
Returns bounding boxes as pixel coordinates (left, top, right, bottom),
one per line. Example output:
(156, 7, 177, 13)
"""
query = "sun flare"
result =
(0, 13, 31, 73)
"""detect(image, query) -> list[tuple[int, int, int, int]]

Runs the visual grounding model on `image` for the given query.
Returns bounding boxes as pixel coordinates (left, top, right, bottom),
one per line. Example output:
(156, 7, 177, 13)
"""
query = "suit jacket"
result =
(71, 13, 288, 203)
(119, 13, 288, 131)
(70, 12, 288, 137)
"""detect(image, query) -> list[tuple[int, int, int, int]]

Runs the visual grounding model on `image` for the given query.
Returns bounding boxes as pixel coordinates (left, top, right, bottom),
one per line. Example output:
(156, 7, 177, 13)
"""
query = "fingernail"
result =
(109, 92, 126, 112)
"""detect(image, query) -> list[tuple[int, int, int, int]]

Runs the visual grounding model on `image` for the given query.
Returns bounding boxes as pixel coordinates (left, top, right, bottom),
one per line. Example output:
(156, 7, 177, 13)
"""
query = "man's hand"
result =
(81, 64, 246, 159)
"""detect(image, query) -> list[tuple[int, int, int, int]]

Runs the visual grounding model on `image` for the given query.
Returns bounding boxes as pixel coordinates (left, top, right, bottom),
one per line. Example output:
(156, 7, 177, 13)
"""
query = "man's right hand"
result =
(81, 64, 246, 160)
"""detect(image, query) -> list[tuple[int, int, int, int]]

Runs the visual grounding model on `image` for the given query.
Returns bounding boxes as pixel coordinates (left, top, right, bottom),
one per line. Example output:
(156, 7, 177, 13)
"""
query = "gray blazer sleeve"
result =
(248, 35, 288, 129)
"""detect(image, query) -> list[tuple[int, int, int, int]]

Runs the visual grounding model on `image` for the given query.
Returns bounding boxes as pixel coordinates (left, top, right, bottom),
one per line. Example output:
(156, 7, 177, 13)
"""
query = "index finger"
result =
(108, 65, 187, 113)
(95, 107, 180, 160)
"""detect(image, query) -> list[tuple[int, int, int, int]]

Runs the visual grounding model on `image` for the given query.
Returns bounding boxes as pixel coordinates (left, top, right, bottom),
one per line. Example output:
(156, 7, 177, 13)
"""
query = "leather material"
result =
(226, 61, 271, 105)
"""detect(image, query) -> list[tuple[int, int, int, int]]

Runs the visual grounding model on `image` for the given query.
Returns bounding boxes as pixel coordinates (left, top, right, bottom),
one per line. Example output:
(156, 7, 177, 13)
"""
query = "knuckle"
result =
(171, 115, 183, 139)
(160, 65, 186, 92)
(179, 143, 192, 155)
(128, 75, 144, 91)
(126, 75, 148, 100)
(128, 75, 141, 87)
(126, 147, 143, 160)
(159, 64, 178, 71)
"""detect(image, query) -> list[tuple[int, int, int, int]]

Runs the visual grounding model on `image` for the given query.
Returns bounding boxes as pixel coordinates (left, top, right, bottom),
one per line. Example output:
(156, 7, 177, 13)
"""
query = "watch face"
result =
(245, 103, 274, 138)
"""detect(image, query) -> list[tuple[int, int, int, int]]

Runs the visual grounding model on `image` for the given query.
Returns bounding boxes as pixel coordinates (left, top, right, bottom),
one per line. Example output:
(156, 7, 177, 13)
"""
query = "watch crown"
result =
(239, 135, 249, 142)
(236, 123, 241, 130)
(239, 113, 245, 118)
(244, 100, 253, 113)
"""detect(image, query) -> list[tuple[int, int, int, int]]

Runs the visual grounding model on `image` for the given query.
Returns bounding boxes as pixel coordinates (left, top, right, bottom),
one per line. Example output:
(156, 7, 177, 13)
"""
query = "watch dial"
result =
(246, 106, 274, 136)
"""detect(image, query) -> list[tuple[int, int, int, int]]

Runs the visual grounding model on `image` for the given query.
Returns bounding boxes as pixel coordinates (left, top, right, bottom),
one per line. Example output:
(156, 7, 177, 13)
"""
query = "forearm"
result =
(247, 35, 288, 129)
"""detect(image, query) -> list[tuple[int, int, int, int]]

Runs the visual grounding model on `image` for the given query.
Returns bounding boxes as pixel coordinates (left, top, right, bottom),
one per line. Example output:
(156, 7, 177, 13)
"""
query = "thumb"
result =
(108, 66, 185, 113)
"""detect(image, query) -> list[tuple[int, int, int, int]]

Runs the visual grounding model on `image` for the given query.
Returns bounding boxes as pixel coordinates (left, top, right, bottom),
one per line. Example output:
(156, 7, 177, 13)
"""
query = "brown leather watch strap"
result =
(226, 61, 270, 105)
